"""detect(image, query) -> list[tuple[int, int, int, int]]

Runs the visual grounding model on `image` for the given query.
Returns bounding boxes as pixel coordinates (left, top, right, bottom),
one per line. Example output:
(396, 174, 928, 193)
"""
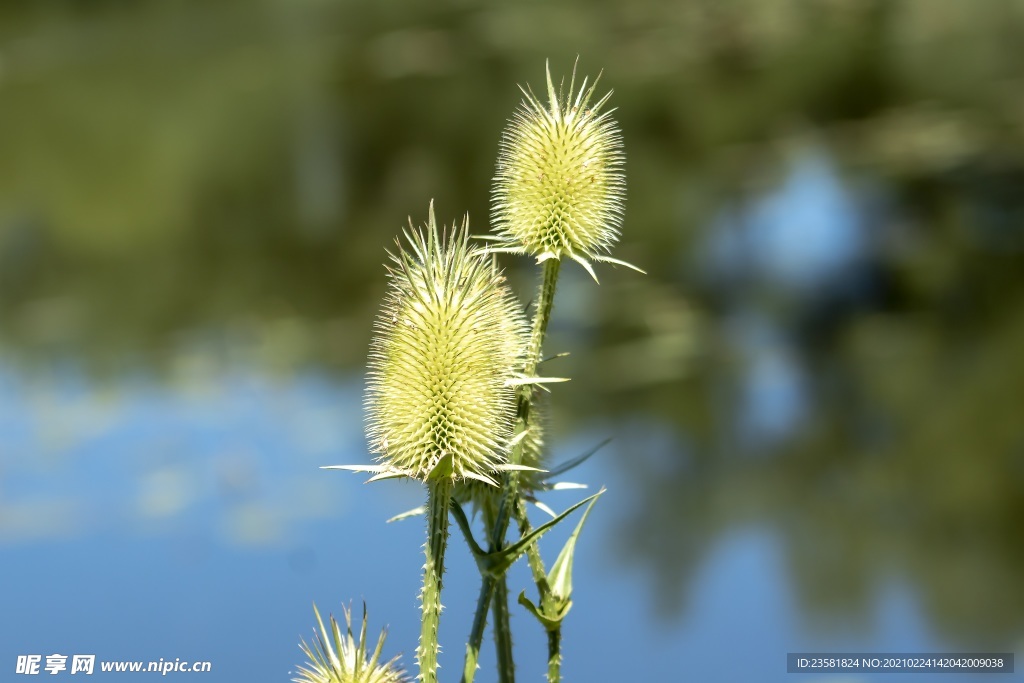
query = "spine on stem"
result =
(419, 481, 453, 683)
(547, 629, 562, 683)
(461, 576, 495, 683)
(492, 576, 516, 683)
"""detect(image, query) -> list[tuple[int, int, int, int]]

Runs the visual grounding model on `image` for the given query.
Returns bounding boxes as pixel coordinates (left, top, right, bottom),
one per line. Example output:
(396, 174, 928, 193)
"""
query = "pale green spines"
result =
(492, 62, 625, 266)
(294, 604, 408, 683)
(455, 405, 546, 514)
(366, 203, 528, 484)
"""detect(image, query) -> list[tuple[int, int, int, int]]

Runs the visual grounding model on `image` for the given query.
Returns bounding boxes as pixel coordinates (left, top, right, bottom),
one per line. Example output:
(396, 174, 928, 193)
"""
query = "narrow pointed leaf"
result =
(594, 255, 647, 274)
(571, 254, 600, 283)
(479, 490, 603, 577)
(547, 488, 604, 602)
(495, 464, 546, 473)
(549, 482, 588, 491)
(366, 471, 410, 483)
(504, 376, 571, 387)
(321, 464, 392, 473)
(543, 438, 611, 479)
(387, 506, 426, 523)
(532, 500, 557, 518)
(461, 470, 499, 486)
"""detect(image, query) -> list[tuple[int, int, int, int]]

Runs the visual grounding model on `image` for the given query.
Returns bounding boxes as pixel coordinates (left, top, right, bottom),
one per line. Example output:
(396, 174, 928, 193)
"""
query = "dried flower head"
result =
(365, 202, 528, 485)
(294, 604, 408, 683)
(490, 60, 637, 281)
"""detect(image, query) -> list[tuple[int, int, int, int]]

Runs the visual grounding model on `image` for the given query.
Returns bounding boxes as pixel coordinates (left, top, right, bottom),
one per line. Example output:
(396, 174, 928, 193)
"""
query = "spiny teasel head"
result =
(490, 60, 636, 280)
(365, 202, 529, 485)
(294, 603, 409, 683)
(454, 400, 547, 516)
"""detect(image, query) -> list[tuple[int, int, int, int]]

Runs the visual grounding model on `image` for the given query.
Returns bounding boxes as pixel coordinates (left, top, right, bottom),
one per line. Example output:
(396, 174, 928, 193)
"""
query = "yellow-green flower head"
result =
(455, 400, 546, 515)
(491, 60, 630, 279)
(294, 604, 409, 683)
(365, 202, 528, 485)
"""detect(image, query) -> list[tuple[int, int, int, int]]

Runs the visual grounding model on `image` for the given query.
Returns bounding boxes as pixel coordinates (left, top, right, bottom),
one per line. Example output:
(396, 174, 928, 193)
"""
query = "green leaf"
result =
(517, 591, 570, 631)
(547, 488, 603, 602)
(479, 489, 603, 578)
(543, 438, 611, 479)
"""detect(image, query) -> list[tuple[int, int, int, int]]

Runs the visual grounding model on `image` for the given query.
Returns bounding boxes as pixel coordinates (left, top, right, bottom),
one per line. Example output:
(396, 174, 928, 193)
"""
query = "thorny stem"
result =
(525, 258, 561, 377)
(486, 504, 516, 683)
(547, 629, 562, 683)
(461, 258, 562, 683)
(494, 258, 561, 536)
(515, 498, 550, 594)
(461, 576, 495, 683)
(515, 498, 562, 683)
(492, 575, 516, 683)
(419, 480, 453, 683)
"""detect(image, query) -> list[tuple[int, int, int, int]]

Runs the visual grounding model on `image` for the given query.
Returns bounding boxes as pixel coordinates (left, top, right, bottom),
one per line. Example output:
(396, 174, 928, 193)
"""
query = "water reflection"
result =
(0, 363, 363, 545)
(2, 0, 1024, 679)
(609, 144, 1024, 643)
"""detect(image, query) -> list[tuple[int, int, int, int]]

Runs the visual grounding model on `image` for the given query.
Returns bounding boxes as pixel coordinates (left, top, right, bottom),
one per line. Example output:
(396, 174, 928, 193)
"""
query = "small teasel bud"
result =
(491, 60, 629, 277)
(293, 603, 409, 683)
(365, 202, 528, 485)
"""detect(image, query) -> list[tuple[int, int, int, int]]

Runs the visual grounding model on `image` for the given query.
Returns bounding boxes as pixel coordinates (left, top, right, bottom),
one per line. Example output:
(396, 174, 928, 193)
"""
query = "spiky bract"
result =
(366, 203, 528, 484)
(294, 604, 408, 683)
(491, 61, 625, 273)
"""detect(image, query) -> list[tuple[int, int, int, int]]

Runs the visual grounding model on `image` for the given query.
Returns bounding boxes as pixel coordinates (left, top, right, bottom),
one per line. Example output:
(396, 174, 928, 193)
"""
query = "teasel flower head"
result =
(294, 603, 409, 683)
(489, 60, 641, 282)
(362, 202, 529, 485)
(455, 399, 547, 516)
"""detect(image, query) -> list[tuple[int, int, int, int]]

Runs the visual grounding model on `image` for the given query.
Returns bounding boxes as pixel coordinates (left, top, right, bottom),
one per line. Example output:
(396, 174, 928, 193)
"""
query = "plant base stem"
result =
(419, 480, 453, 683)
(515, 498, 562, 683)
(547, 628, 562, 683)
(492, 577, 516, 683)
(461, 575, 495, 683)
(461, 258, 564, 683)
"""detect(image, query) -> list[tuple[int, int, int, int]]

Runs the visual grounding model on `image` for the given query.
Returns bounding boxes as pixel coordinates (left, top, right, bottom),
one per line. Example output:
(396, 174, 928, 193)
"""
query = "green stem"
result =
(482, 502, 516, 683)
(547, 629, 562, 683)
(515, 498, 562, 683)
(526, 258, 561, 377)
(461, 258, 563, 683)
(461, 576, 495, 683)
(515, 498, 550, 594)
(493, 258, 561, 536)
(492, 577, 516, 683)
(419, 480, 453, 683)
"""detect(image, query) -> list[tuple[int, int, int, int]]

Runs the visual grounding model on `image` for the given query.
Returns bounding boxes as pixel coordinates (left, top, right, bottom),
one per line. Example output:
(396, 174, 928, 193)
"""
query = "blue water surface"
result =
(0, 364, 999, 682)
